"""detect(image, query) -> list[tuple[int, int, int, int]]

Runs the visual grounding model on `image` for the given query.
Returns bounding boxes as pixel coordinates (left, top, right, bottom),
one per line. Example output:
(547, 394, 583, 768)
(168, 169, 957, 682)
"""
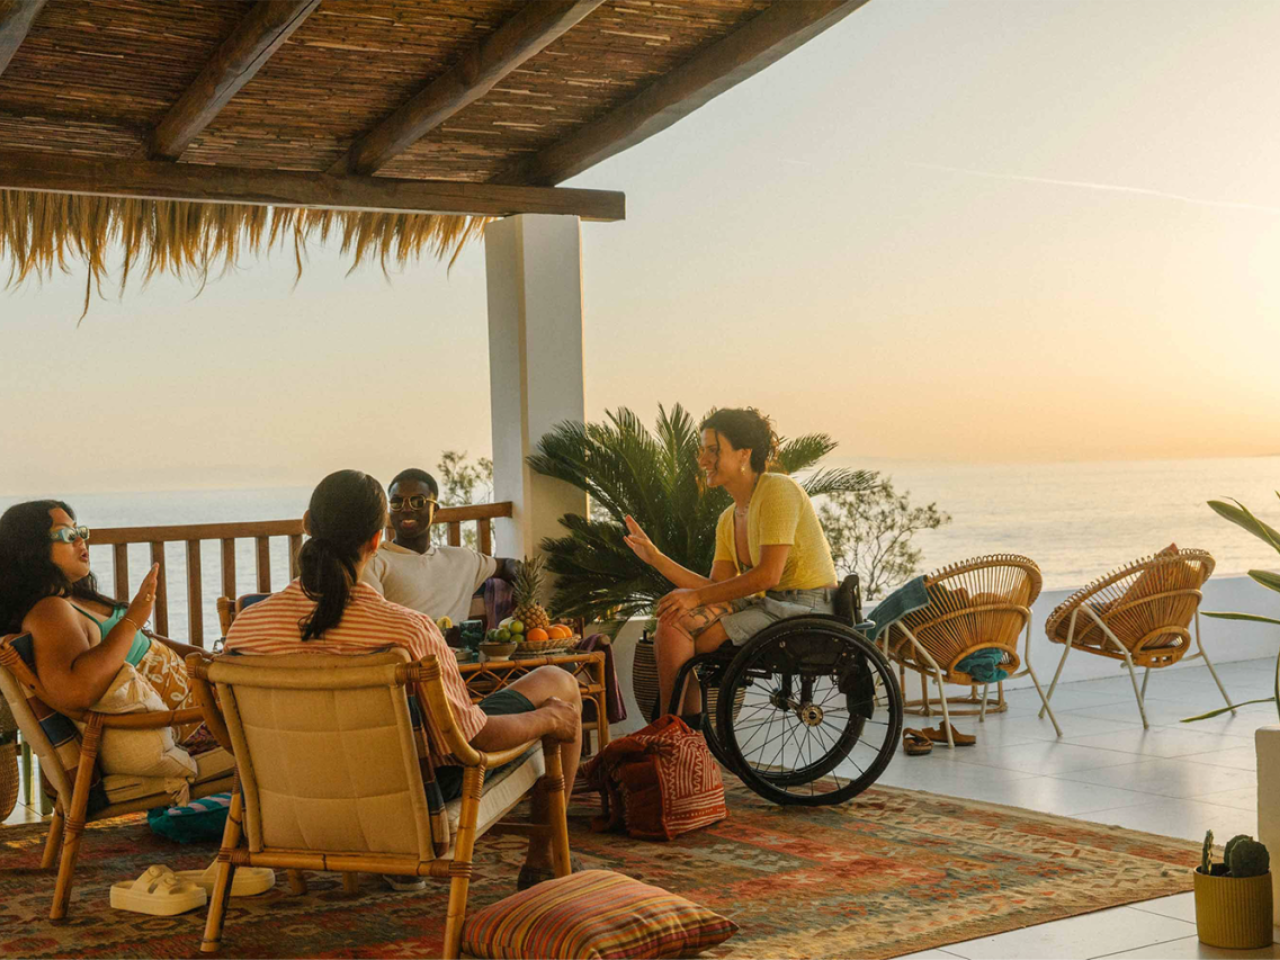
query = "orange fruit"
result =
(526, 628, 549, 643)
(549, 625, 569, 640)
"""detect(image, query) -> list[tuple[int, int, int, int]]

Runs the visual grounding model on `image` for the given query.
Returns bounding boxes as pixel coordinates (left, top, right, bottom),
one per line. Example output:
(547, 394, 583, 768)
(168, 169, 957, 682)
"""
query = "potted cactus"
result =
(1194, 831, 1273, 948)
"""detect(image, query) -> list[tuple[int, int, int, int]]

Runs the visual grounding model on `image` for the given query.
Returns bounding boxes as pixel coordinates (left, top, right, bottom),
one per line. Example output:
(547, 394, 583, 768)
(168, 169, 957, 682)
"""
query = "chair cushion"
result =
(83, 663, 198, 781)
(104, 746, 233, 805)
(445, 746, 545, 842)
(460, 869, 738, 960)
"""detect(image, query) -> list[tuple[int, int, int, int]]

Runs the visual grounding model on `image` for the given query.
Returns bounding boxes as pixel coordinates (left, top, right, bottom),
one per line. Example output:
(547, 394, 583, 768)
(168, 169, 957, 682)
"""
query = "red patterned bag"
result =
(585, 715, 727, 841)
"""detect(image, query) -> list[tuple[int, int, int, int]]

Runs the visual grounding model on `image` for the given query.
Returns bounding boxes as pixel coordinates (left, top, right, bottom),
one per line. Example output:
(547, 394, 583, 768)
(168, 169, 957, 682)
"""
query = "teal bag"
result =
(147, 792, 231, 843)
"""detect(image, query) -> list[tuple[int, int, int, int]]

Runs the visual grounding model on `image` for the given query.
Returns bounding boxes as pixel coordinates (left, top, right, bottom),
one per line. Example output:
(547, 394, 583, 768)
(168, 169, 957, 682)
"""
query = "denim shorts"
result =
(718, 588, 835, 644)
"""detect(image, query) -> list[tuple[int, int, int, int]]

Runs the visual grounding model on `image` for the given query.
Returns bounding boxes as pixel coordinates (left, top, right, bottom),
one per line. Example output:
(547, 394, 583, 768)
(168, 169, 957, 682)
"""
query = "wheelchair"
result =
(664, 575, 904, 806)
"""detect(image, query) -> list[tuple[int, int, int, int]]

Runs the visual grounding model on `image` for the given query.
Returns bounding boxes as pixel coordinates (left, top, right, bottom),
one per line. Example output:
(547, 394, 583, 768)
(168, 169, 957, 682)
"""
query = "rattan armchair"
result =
(0, 633, 234, 921)
(883, 554, 1062, 745)
(1039, 548, 1229, 728)
(186, 648, 571, 959)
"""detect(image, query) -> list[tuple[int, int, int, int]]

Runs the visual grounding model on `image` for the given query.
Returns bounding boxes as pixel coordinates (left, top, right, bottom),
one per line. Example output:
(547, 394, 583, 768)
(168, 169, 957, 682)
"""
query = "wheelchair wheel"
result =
(715, 617, 902, 806)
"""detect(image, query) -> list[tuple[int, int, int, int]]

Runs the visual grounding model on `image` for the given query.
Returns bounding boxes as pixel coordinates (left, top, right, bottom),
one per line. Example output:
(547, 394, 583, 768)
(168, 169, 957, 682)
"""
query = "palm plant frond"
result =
(775, 433, 838, 474)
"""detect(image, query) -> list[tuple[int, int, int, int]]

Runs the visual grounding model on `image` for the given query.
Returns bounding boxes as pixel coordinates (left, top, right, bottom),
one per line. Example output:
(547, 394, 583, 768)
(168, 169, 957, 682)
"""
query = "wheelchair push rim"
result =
(716, 616, 903, 806)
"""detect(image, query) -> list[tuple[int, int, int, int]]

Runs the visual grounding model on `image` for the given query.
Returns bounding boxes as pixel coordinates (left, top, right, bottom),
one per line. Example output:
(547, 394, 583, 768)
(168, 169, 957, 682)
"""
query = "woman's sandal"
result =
(921, 722, 976, 747)
(110, 865, 207, 916)
(903, 729, 933, 756)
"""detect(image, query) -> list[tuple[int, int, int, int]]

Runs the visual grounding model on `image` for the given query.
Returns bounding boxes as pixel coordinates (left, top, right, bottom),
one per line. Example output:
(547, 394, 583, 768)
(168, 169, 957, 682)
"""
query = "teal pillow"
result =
(147, 792, 231, 843)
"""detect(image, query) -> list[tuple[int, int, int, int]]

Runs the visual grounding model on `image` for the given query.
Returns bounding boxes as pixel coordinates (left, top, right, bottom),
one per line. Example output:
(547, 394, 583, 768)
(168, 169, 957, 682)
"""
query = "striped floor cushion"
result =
(460, 869, 737, 960)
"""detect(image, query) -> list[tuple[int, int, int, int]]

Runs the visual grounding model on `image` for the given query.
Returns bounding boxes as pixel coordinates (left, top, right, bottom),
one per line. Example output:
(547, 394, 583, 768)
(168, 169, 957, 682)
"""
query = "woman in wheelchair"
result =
(624, 407, 840, 723)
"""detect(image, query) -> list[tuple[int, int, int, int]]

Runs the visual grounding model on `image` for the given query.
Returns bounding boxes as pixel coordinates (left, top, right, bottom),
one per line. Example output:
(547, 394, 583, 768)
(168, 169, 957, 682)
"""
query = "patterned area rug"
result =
(0, 780, 1200, 959)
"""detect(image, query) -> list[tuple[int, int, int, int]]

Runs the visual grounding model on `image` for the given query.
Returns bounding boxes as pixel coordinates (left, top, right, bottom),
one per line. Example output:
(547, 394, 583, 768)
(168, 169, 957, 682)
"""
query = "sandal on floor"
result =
(175, 859, 276, 898)
(903, 729, 933, 756)
(110, 865, 207, 916)
(921, 722, 976, 747)
(516, 855, 584, 892)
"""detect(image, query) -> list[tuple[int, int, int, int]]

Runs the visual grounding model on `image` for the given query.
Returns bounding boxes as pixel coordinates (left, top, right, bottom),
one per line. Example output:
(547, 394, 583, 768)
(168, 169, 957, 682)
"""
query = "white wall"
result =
(601, 575, 1280, 735)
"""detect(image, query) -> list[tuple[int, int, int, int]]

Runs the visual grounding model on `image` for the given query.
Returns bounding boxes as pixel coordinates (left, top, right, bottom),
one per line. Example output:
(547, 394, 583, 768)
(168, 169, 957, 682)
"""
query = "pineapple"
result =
(513, 555, 552, 633)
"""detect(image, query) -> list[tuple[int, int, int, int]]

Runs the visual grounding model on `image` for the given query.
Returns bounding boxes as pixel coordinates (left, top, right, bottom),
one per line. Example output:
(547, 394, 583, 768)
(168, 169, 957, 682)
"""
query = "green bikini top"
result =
(72, 604, 152, 666)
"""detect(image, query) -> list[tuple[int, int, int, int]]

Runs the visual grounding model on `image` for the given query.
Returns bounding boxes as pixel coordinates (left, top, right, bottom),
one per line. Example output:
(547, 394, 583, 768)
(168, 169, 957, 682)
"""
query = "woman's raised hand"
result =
(623, 515, 661, 567)
(125, 563, 160, 626)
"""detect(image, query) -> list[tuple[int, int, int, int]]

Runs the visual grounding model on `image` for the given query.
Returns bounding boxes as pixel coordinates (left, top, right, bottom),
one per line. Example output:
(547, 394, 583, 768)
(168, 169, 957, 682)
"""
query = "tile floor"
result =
(4, 657, 1279, 958)
(884, 656, 1280, 959)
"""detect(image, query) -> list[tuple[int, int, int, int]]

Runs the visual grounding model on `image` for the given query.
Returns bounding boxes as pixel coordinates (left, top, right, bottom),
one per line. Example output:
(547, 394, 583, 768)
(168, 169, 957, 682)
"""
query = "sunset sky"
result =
(5, 0, 1280, 497)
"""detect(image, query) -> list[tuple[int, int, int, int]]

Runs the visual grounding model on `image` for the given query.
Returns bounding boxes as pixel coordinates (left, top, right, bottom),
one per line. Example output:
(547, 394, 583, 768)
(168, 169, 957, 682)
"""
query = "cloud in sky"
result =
(911, 161, 1280, 216)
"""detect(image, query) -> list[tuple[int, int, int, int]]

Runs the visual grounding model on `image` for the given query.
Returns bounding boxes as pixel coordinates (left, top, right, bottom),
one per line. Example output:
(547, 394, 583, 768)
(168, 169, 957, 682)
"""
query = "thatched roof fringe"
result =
(0, 189, 490, 317)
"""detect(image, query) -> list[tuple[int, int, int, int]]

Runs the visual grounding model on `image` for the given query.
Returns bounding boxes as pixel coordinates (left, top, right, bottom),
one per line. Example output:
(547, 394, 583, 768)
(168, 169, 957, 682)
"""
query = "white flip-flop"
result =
(110, 865, 207, 916)
(175, 859, 276, 898)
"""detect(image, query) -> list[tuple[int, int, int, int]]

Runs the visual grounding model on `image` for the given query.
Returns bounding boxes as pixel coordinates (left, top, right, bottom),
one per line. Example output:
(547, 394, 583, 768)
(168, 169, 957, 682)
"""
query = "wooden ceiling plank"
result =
(0, 0, 46, 78)
(497, 0, 870, 186)
(334, 0, 605, 177)
(0, 151, 625, 221)
(149, 0, 322, 161)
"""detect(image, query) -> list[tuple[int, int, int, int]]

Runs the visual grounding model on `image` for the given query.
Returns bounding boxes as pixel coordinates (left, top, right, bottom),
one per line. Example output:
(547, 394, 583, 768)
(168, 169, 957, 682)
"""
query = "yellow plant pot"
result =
(1193, 868, 1274, 949)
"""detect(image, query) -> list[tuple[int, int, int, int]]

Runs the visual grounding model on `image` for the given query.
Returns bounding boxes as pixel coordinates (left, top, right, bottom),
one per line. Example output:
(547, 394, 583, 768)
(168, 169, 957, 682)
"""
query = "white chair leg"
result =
(1040, 643, 1071, 720)
(1140, 666, 1152, 700)
(1194, 611, 1235, 714)
(980, 683, 989, 723)
(934, 667, 955, 747)
(1120, 651, 1149, 728)
(1199, 645, 1236, 714)
(1025, 662, 1063, 738)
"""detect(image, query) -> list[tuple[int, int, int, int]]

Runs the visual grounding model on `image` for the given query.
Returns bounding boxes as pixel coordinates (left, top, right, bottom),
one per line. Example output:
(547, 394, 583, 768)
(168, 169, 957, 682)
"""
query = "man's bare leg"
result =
(504, 665, 583, 870)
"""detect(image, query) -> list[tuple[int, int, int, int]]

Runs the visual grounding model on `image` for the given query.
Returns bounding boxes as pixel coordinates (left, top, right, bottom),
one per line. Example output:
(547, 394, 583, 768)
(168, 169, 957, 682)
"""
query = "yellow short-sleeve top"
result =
(713, 473, 837, 591)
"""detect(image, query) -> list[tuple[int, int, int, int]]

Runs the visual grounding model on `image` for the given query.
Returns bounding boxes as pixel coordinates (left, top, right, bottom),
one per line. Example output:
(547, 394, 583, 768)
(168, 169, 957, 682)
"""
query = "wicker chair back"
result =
(1044, 549, 1214, 668)
(890, 554, 1042, 684)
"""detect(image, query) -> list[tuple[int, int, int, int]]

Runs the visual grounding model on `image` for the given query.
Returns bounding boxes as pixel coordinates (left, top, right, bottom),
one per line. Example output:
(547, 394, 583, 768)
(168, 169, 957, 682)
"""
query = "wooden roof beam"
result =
(0, 0, 46, 78)
(496, 0, 869, 186)
(0, 151, 625, 221)
(148, 0, 321, 161)
(332, 0, 604, 177)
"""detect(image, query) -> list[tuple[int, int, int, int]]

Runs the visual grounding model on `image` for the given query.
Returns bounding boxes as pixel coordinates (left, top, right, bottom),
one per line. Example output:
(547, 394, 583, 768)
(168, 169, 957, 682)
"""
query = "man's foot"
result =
(516, 855, 584, 892)
(383, 874, 427, 892)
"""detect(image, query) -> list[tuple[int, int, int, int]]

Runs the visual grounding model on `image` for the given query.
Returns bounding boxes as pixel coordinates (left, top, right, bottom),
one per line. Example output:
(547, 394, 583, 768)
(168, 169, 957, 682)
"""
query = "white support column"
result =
(485, 214, 589, 561)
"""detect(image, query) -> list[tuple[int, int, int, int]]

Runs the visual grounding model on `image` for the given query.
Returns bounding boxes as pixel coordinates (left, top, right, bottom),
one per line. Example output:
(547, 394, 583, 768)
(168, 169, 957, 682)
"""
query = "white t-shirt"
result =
(359, 542, 499, 624)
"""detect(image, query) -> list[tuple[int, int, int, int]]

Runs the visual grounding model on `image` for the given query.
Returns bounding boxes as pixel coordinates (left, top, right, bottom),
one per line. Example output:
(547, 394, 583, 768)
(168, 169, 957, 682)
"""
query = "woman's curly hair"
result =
(700, 407, 779, 474)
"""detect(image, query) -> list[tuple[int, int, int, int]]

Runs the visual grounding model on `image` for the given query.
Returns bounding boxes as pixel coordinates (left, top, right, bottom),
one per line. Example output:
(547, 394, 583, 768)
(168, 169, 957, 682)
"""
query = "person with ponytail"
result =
(623, 407, 839, 722)
(224, 469, 584, 891)
(0, 500, 206, 738)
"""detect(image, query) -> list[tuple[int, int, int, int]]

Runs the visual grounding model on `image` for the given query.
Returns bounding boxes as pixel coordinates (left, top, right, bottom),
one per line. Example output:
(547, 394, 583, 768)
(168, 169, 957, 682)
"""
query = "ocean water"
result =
(4, 455, 1280, 641)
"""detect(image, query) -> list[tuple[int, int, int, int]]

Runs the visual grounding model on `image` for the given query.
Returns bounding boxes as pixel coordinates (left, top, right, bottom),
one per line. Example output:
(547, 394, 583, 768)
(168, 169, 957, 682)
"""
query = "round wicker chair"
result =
(1039, 547, 1229, 728)
(885, 554, 1061, 745)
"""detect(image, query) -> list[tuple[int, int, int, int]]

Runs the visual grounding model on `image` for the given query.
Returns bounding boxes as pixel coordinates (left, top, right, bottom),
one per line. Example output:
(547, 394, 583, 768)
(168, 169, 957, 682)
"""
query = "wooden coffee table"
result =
(457, 651, 610, 757)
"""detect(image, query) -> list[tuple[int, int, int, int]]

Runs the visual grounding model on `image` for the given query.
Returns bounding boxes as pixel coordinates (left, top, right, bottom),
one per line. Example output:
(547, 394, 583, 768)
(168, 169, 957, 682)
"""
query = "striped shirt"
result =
(223, 579, 487, 766)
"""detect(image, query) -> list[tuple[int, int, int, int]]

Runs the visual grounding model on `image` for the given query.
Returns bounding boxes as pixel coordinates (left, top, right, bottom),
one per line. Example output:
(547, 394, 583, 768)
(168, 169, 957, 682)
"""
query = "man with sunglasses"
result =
(359, 468, 520, 625)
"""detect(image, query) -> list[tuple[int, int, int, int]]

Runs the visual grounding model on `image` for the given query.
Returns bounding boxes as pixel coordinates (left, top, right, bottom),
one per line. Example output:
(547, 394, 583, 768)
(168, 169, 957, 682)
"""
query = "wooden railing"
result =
(90, 502, 513, 647)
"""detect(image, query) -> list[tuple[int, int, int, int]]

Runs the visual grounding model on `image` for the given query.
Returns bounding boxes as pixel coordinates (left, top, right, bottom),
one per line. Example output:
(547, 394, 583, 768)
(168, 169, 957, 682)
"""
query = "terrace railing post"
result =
(186, 540, 204, 647)
(149, 541, 168, 636)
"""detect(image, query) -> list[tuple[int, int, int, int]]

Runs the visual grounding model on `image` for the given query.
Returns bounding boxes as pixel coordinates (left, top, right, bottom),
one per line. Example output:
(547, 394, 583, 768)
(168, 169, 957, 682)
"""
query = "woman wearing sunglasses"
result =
(359, 467, 520, 626)
(0, 500, 208, 735)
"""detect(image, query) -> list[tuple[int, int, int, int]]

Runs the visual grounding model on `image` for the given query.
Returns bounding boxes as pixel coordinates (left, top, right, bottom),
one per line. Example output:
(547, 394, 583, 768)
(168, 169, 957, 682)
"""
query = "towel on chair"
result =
(956, 648, 1009, 683)
(865, 577, 931, 643)
(577, 633, 627, 724)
